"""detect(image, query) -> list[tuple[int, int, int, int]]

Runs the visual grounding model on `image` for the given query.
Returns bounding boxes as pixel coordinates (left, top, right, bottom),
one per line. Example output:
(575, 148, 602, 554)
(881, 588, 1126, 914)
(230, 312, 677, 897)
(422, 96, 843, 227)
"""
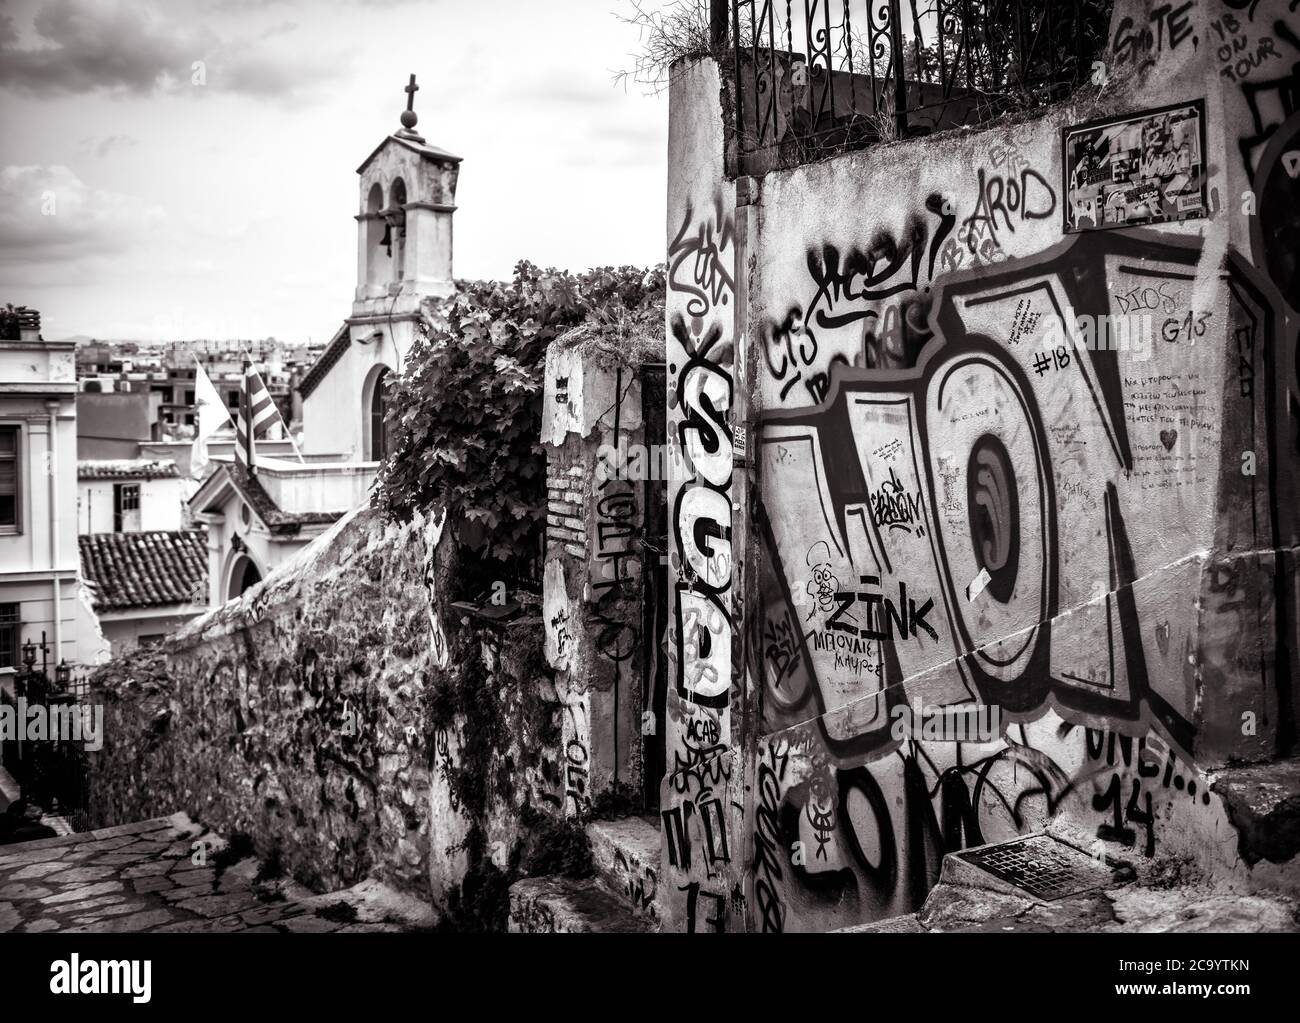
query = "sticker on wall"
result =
(1062, 100, 1208, 233)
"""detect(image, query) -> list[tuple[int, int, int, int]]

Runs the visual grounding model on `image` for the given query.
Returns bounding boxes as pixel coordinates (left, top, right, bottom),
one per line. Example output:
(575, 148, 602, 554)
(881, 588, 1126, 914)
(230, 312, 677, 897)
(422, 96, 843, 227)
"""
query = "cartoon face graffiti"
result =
(804, 540, 838, 619)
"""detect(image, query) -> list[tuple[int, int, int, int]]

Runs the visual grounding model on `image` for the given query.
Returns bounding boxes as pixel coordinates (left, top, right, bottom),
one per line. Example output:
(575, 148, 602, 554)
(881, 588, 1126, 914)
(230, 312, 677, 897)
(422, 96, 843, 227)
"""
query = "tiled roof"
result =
(79, 530, 208, 611)
(355, 133, 462, 174)
(78, 459, 181, 481)
(297, 323, 351, 400)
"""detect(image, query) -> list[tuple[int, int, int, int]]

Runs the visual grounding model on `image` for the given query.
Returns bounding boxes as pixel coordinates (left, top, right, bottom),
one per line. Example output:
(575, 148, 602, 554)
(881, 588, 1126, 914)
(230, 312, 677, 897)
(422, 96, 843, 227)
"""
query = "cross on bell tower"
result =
(398, 73, 423, 140)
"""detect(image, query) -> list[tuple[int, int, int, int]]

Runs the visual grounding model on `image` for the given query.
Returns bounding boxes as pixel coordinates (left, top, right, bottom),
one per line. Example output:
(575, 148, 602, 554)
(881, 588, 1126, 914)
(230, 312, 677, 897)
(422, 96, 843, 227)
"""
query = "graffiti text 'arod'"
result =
(827, 575, 939, 642)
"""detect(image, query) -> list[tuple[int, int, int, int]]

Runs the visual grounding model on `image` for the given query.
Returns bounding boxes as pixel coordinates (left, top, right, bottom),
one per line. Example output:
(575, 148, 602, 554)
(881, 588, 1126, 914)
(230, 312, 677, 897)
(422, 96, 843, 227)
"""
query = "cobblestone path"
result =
(0, 813, 432, 933)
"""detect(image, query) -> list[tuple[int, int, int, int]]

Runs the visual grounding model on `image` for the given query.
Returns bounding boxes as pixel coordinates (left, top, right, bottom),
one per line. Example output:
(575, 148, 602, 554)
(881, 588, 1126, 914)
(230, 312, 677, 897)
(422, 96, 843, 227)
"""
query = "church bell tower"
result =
(351, 74, 460, 343)
(299, 75, 462, 461)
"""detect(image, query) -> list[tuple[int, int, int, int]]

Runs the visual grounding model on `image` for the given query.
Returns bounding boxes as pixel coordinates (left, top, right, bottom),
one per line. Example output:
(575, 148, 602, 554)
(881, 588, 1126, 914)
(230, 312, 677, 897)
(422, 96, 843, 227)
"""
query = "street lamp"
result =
(55, 660, 71, 689)
(21, 638, 36, 669)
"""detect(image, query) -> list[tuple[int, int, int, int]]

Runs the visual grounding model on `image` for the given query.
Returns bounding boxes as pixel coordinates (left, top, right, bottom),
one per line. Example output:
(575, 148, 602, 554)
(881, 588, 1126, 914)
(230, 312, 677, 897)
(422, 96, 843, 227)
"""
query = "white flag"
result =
(191, 359, 232, 479)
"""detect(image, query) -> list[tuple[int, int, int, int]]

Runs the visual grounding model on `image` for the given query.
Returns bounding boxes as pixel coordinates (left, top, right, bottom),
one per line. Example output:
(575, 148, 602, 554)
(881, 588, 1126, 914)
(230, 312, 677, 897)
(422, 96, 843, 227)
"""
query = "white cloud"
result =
(0, 0, 671, 341)
(0, 0, 347, 102)
(77, 134, 139, 158)
(0, 164, 166, 263)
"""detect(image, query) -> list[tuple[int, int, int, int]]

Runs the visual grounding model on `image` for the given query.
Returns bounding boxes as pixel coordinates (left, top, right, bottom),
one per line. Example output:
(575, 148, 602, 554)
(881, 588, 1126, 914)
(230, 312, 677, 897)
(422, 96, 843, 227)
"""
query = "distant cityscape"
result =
(75, 336, 324, 444)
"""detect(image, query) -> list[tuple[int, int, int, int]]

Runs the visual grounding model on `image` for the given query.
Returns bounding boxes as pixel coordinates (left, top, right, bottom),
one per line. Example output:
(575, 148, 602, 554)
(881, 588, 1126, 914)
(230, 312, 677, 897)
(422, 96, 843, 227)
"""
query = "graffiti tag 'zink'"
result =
(827, 575, 938, 642)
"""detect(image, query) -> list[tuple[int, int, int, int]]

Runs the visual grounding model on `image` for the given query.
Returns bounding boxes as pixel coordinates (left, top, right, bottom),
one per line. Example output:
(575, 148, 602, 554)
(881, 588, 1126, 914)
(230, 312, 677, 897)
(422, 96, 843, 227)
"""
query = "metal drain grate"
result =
(954, 835, 1112, 901)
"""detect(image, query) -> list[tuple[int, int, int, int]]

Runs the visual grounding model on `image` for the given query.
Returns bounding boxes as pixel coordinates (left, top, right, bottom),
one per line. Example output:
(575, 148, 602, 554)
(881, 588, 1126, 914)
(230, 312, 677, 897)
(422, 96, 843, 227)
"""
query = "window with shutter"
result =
(0, 426, 19, 531)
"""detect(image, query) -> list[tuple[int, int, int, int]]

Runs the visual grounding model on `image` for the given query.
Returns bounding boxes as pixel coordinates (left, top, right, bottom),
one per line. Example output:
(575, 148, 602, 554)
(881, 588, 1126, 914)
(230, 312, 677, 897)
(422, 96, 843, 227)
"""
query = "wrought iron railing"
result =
(1, 668, 90, 818)
(727, 0, 1112, 175)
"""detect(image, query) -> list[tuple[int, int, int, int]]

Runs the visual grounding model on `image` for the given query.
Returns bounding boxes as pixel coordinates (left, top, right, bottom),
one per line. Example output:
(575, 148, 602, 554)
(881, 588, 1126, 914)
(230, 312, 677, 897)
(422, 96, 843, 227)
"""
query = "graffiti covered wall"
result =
(541, 338, 650, 815)
(660, 59, 748, 932)
(667, 0, 1300, 931)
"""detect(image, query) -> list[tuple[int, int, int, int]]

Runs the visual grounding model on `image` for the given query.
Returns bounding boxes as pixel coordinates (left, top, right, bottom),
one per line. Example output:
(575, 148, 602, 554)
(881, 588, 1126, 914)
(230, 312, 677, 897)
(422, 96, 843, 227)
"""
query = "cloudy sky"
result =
(0, 0, 670, 342)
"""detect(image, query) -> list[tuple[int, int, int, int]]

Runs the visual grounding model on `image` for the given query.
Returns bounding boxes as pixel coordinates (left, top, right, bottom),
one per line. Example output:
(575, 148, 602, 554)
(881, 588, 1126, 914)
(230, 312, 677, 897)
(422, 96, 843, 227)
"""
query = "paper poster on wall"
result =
(1062, 100, 1208, 233)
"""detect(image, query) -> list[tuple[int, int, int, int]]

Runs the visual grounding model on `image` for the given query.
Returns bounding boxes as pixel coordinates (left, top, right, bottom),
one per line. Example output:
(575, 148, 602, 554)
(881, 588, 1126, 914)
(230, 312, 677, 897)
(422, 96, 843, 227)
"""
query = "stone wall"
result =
(663, 0, 1300, 931)
(83, 504, 568, 913)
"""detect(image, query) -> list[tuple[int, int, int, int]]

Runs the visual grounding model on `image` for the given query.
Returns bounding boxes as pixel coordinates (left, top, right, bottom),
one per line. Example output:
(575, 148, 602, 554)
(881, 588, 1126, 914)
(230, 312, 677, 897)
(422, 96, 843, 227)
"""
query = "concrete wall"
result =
(256, 459, 377, 514)
(541, 336, 653, 814)
(97, 608, 202, 654)
(661, 57, 746, 932)
(664, 0, 1300, 931)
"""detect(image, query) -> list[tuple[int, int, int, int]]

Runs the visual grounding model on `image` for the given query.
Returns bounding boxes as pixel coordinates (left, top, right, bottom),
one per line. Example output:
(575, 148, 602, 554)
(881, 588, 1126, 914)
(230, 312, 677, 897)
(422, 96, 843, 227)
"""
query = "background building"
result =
(0, 305, 109, 681)
(75, 338, 318, 452)
(77, 460, 187, 534)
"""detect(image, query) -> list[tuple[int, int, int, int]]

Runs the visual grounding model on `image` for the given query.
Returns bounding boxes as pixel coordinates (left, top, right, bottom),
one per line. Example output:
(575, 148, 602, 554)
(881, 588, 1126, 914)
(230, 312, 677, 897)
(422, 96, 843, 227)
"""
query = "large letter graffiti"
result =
(761, 231, 1206, 755)
(673, 315, 734, 710)
(751, 224, 1295, 931)
(763, 194, 956, 403)
(664, 195, 744, 932)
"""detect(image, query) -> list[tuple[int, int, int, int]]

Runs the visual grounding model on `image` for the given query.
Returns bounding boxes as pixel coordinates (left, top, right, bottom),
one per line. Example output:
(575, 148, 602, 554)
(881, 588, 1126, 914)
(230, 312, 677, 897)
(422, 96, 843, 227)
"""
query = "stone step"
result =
(507, 875, 657, 933)
(831, 833, 1136, 933)
(902, 832, 1138, 932)
(585, 815, 660, 920)
(905, 877, 1298, 933)
(1208, 756, 1300, 897)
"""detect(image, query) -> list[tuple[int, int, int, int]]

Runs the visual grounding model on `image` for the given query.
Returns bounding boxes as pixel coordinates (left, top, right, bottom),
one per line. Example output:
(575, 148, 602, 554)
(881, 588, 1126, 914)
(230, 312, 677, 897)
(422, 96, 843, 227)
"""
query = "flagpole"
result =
(238, 343, 306, 464)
